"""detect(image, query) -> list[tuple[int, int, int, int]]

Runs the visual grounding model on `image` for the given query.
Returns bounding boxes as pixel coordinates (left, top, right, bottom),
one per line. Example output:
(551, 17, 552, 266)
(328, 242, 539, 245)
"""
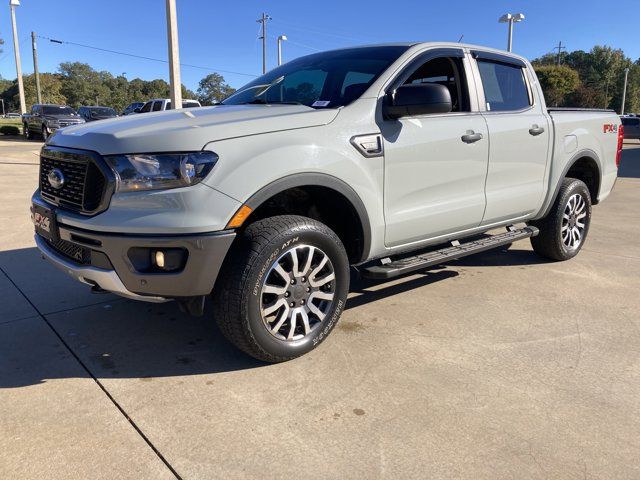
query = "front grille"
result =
(58, 120, 82, 128)
(47, 238, 91, 265)
(39, 147, 111, 214)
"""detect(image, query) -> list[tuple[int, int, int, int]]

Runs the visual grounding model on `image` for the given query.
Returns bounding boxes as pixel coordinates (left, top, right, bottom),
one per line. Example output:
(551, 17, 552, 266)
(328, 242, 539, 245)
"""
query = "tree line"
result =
(0, 61, 235, 113)
(532, 45, 639, 112)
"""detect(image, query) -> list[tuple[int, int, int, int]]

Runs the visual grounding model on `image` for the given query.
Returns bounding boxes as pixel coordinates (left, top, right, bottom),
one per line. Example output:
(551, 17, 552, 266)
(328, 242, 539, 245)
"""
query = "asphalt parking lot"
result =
(1, 137, 640, 480)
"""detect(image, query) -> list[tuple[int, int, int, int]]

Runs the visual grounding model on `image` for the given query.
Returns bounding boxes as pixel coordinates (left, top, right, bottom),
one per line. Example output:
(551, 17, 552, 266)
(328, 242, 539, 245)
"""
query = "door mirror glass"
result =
(384, 83, 452, 119)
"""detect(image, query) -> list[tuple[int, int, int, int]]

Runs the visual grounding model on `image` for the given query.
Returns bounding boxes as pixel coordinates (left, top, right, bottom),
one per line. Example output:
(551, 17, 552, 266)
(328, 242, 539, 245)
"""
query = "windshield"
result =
(222, 46, 409, 108)
(42, 106, 77, 116)
(89, 107, 117, 116)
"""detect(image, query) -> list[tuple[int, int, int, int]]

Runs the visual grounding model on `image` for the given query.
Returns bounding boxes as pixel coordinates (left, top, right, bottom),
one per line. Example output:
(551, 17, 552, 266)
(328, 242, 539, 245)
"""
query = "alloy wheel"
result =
(260, 244, 335, 341)
(562, 193, 587, 249)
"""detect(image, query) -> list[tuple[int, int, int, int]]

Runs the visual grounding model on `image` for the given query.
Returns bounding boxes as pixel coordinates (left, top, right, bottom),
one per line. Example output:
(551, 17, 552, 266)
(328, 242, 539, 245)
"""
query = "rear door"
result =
(381, 48, 489, 247)
(471, 51, 551, 224)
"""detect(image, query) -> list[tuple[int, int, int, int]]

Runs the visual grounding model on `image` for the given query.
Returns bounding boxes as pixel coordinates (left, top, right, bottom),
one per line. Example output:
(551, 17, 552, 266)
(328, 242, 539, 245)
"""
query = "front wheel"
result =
(212, 215, 350, 362)
(530, 178, 592, 261)
(41, 126, 49, 140)
(23, 124, 31, 140)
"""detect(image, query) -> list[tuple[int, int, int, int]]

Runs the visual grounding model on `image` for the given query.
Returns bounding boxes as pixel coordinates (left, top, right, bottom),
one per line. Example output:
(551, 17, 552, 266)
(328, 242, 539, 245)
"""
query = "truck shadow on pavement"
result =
(1, 245, 545, 388)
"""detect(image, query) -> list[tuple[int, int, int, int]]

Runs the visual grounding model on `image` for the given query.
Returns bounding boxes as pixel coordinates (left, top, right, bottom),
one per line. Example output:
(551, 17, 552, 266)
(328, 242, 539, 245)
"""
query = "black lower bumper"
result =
(38, 222, 235, 299)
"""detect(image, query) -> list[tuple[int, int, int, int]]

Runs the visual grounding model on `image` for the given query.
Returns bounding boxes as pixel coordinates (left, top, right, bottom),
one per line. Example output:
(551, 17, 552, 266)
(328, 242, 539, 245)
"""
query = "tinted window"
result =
(42, 106, 77, 115)
(152, 101, 163, 111)
(622, 117, 639, 126)
(140, 102, 152, 113)
(167, 101, 200, 109)
(477, 60, 530, 112)
(223, 46, 409, 108)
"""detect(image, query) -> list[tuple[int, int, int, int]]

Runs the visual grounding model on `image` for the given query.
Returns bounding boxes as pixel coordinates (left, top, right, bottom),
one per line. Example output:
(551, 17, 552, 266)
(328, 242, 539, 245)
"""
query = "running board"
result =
(361, 226, 539, 280)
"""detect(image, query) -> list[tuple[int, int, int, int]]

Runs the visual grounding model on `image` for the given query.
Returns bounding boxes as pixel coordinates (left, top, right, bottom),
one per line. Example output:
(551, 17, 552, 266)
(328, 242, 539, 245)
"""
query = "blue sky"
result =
(0, 0, 638, 91)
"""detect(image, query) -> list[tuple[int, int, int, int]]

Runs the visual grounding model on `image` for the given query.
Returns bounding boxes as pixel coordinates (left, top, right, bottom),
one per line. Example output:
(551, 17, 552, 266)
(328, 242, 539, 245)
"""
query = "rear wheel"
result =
(212, 215, 350, 362)
(530, 178, 592, 261)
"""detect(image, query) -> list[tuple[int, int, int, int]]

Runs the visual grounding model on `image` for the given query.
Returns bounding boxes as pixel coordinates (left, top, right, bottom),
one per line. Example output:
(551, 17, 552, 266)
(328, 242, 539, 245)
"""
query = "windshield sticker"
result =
(312, 100, 331, 107)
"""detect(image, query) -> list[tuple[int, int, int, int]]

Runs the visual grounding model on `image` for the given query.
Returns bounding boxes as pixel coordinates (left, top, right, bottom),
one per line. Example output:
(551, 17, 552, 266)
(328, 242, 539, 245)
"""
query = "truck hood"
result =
(48, 104, 340, 155)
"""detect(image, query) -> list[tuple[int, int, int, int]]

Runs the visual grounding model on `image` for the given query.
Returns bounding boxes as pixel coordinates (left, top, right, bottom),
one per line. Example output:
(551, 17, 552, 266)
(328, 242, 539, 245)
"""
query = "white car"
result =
(138, 98, 201, 113)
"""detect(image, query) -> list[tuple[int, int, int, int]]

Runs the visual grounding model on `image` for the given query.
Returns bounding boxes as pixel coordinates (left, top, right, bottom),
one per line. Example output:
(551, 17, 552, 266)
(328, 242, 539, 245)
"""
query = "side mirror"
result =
(133, 108, 142, 113)
(384, 83, 452, 119)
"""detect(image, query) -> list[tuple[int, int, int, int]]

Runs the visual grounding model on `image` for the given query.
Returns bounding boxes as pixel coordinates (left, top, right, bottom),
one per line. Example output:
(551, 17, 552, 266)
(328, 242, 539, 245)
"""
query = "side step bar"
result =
(361, 226, 539, 280)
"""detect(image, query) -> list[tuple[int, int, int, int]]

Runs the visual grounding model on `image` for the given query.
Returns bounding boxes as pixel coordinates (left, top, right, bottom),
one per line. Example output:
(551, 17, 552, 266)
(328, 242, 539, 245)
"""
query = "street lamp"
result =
(9, 0, 26, 114)
(277, 35, 287, 66)
(499, 13, 525, 52)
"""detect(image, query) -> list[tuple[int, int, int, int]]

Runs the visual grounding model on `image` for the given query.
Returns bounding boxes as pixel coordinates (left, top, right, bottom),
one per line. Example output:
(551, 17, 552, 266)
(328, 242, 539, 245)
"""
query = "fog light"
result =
(154, 251, 165, 268)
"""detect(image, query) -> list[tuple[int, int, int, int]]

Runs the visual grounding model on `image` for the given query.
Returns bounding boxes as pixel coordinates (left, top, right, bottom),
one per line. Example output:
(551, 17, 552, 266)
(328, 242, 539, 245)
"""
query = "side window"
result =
(140, 102, 152, 113)
(152, 101, 163, 112)
(477, 60, 531, 112)
(402, 56, 470, 112)
(622, 118, 639, 127)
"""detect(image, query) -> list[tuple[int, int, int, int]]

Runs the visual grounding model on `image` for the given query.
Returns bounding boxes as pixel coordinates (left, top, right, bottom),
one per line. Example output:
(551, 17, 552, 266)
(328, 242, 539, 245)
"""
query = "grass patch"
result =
(0, 117, 23, 135)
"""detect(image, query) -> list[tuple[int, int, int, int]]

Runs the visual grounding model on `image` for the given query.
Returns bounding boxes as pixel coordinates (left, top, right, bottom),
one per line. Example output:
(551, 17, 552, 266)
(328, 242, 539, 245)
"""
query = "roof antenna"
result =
(458, 34, 464, 43)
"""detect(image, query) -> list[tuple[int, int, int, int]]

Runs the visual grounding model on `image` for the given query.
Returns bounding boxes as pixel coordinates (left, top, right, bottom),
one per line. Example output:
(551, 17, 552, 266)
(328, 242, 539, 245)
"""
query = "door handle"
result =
(529, 125, 545, 136)
(461, 131, 483, 144)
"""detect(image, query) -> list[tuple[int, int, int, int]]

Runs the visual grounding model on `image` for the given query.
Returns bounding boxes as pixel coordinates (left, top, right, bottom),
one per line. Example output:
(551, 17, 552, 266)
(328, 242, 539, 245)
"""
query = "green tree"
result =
(58, 62, 110, 108)
(19, 73, 66, 107)
(196, 73, 235, 105)
(534, 65, 580, 107)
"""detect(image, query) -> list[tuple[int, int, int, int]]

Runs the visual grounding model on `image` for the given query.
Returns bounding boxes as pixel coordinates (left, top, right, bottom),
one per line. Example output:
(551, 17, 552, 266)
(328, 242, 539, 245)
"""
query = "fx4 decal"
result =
(603, 124, 619, 134)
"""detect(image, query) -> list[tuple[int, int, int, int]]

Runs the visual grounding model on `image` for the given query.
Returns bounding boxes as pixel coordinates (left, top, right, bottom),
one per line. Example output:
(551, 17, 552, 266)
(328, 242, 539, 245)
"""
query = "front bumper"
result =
(35, 222, 235, 302)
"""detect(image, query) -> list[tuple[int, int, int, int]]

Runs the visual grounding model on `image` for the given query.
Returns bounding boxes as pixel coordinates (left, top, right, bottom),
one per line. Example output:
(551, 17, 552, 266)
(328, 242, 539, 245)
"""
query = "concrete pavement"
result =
(1, 137, 640, 479)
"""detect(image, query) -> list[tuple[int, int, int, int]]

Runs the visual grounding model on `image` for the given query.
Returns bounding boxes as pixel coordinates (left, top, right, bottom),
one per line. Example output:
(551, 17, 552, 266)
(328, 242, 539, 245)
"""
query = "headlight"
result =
(105, 151, 218, 192)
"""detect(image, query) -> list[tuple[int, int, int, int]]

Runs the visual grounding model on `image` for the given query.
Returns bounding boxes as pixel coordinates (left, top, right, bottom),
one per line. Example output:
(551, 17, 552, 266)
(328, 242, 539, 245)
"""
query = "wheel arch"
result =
(539, 149, 602, 219)
(239, 173, 372, 264)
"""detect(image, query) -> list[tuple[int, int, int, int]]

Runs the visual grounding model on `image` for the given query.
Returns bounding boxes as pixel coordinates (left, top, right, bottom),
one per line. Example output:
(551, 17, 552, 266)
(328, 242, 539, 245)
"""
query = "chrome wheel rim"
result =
(260, 245, 335, 341)
(562, 193, 587, 249)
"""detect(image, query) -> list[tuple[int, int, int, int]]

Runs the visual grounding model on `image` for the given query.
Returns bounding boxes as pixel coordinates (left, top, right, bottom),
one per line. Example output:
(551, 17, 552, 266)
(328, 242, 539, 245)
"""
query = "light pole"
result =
(165, 0, 182, 110)
(10, 0, 26, 114)
(621, 67, 630, 115)
(498, 13, 525, 52)
(277, 35, 287, 66)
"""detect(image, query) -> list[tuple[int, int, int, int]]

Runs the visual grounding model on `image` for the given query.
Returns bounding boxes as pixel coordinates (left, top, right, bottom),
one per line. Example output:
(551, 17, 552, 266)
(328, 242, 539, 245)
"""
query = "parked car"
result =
(621, 116, 640, 140)
(122, 102, 145, 116)
(5, 112, 21, 118)
(138, 98, 201, 113)
(32, 43, 621, 362)
(22, 104, 84, 140)
(78, 106, 118, 122)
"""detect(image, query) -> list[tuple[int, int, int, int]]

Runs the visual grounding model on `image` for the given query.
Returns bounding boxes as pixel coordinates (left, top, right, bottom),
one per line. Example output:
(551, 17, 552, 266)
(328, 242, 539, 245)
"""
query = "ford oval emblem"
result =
(47, 168, 65, 190)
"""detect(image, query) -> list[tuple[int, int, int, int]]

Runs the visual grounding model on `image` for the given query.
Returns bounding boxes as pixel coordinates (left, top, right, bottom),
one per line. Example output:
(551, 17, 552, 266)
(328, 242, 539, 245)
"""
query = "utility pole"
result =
(553, 41, 566, 66)
(621, 67, 630, 115)
(0, 98, 5, 117)
(10, 0, 26, 114)
(165, 0, 182, 109)
(257, 12, 272, 74)
(31, 32, 42, 104)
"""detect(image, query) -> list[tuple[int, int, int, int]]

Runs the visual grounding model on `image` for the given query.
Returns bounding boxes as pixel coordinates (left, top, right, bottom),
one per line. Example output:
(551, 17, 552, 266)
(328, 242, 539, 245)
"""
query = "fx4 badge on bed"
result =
(603, 124, 619, 133)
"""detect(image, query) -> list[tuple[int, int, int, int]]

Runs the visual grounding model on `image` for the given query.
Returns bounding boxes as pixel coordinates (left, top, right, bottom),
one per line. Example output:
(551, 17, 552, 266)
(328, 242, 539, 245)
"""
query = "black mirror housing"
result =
(384, 83, 452, 119)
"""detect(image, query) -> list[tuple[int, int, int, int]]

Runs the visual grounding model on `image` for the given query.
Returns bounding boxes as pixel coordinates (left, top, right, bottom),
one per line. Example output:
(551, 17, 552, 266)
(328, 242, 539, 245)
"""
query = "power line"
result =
(271, 18, 373, 44)
(38, 35, 258, 78)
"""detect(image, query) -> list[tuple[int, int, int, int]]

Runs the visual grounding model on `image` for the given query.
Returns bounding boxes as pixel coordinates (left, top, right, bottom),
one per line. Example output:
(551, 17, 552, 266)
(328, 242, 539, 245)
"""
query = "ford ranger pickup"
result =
(31, 43, 623, 362)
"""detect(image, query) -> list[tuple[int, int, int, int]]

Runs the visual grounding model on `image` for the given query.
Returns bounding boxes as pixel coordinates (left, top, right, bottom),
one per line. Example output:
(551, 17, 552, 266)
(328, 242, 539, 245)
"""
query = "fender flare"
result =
(242, 172, 372, 263)
(538, 149, 602, 219)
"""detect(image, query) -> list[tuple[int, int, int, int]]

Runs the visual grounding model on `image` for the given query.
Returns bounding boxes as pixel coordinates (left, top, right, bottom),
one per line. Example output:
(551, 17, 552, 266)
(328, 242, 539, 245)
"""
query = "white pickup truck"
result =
(32, 42, 622, 362)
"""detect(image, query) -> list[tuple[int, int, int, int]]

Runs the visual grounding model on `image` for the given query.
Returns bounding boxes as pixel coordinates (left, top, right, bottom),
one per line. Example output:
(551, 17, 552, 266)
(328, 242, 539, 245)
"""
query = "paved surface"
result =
(1, 137, 640, 479)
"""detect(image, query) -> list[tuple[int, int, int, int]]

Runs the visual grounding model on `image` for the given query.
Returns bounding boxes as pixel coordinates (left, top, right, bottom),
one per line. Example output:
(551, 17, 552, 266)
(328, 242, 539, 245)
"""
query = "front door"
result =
(382, 52, 489, 247)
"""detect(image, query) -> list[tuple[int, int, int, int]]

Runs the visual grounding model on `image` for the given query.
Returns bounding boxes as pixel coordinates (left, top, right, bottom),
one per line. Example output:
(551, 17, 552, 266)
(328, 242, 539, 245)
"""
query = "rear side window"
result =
(152, 101, 163, 111)
(477, 60, 531, 112)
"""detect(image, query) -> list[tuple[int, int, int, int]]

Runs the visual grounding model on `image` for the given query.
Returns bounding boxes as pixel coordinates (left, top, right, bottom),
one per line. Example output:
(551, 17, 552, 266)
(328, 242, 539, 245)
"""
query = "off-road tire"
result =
(212, 215, 350, 362)
(530, 177, 592, 261)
